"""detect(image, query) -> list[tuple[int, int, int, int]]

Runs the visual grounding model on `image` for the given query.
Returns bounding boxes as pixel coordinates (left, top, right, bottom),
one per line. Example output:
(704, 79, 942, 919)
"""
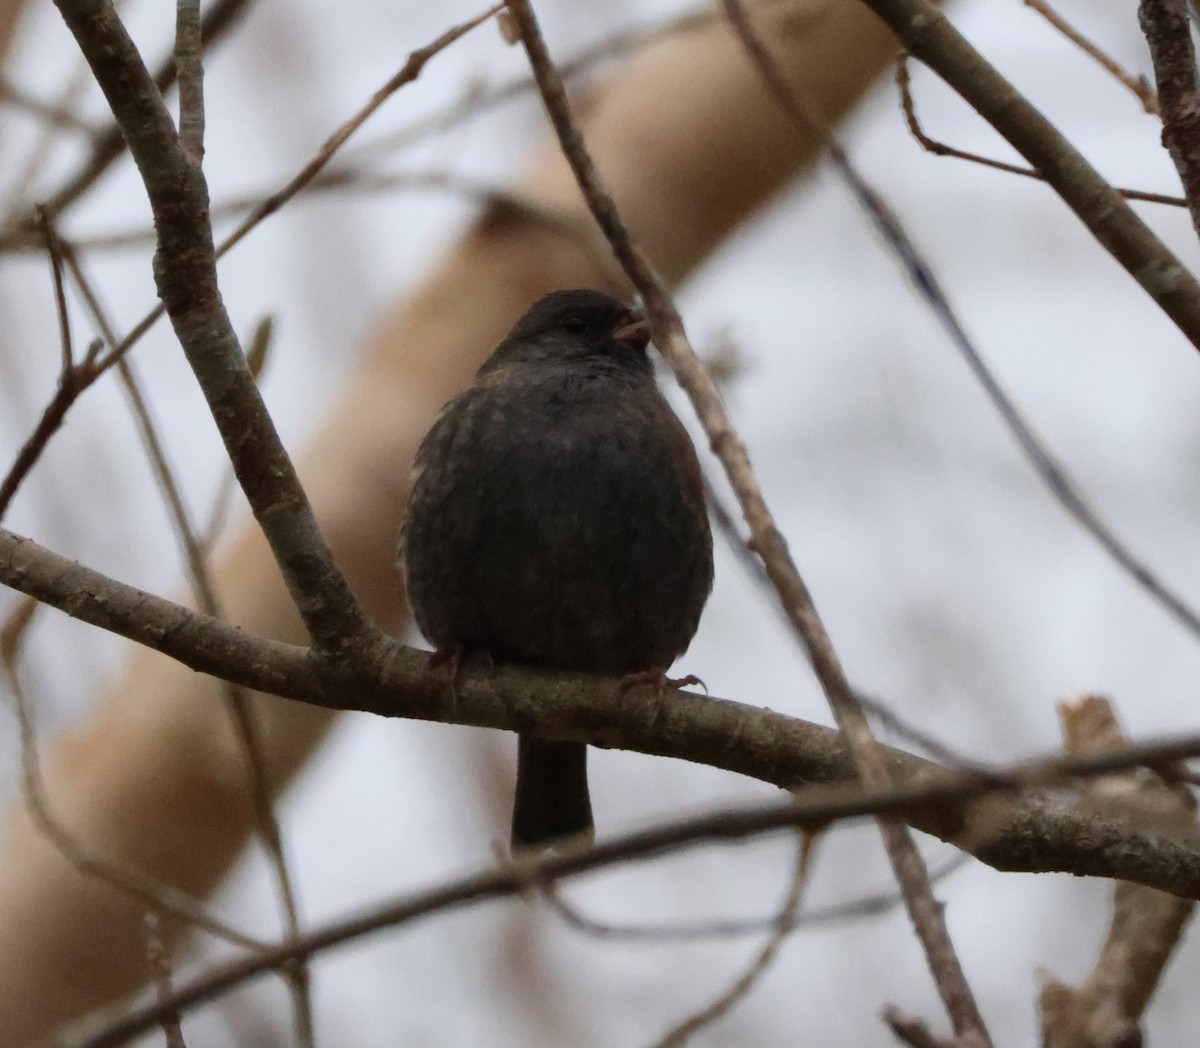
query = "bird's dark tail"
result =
(511, 737, 594, 849)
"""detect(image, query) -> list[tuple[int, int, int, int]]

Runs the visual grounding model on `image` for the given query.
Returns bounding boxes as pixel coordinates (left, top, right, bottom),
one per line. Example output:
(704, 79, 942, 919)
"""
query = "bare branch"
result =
(0, 212, 103, 517)
(142, 913, 187, 1048)
(547, 853, 970, 942)
(1140, 0, 1200, 238)
(7, 523, 1200, 899)
(35, 205, 74, 373)
(341, 7, 717, 169)
(896, 55, 1182, 205)
(174, 0, 205, 165)
(0, 603, 269, 952)
(51, 0, 372, 650)
(505, 0, 989, 1040)
(861, 0, 1200, 350)
(52, 170, 580, 252)
(1025, 0, 1159, 115)
(652, 830, 815, 1047)
(0, 365, 95, 518)
(1039, 695, 1196, 1048)
(60, 248, 315, 1048)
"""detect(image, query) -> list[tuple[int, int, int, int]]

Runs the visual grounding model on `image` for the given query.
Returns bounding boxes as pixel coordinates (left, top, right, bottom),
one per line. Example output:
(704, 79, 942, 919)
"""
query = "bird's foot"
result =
(618, 668, 706, 698)
(427, 645, 494, 715)
(427, 644, 495, 677)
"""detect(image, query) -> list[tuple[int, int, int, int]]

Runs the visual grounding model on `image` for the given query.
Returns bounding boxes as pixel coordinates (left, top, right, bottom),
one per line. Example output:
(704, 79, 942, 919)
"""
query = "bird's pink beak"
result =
(614, 308, 651, 349)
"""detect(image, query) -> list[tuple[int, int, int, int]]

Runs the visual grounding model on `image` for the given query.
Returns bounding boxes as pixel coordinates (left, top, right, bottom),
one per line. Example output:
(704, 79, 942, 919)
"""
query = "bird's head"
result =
(481, 289, 653, 376)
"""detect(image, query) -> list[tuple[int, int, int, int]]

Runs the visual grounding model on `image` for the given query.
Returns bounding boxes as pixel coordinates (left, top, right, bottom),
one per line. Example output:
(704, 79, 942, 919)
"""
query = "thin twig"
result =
(862, 0, 1200, 350)
(143, 913, 188, 1048)
(856, 691, 974, 767)
(35, 205, 75, 373)
(0, 601, 270, 952)
(1139, 0, 1200, 239)
(1024, 0, 1160, 115)
(651, 830, 816, 1048)
(897, 59, 1200, 648)
(0, 211, 105, 518)
(344, 6, 717, 169)
(896, 55, 1183, 206)
(212, 2, 506, 261)
(0, 361, 96, 519)
(54, 0, 374, 652)
(61, 246, 315, 1048)
(55, 170, 588, 253)
(548, 852, 970, 941)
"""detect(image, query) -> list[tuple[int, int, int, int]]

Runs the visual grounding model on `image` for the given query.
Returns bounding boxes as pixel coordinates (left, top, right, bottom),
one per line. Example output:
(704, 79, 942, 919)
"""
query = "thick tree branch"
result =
(51, 0, 373, 650)
(6, 524, 1200, 901)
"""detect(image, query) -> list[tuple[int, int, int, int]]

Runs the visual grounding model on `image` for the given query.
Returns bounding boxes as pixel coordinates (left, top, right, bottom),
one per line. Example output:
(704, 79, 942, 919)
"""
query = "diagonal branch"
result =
(859, 0, 1200, 351)
(63, 758, 1200, 1048)
(896, 55, 1180, 205)
(1025, 0, 1159, 116)
(60, 243, 315, 1048)
(507, 0, 989, 1041)
(28, 0, 255, 224)
(717, 3, 992, 1040)
(1, 6, 502, 530)
(50, 0, 373, 651)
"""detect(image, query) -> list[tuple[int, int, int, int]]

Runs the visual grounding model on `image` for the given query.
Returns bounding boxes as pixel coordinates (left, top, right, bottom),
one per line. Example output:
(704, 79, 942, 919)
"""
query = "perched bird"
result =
(399, 289, 713, 848)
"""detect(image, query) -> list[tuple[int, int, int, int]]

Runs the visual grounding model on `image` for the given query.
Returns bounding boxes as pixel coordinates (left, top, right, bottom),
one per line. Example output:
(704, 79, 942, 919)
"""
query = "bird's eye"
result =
(563, 316, 586, 334)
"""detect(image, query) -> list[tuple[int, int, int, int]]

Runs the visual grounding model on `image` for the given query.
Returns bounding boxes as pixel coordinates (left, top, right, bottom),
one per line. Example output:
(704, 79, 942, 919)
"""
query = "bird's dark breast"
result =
(402, 367, 713, 675)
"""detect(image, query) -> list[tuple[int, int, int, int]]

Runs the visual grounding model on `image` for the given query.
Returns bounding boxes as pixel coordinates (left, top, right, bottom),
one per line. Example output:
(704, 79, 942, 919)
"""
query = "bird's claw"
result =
(619, 669, 706, 698)
(427, 645, 494, 716)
